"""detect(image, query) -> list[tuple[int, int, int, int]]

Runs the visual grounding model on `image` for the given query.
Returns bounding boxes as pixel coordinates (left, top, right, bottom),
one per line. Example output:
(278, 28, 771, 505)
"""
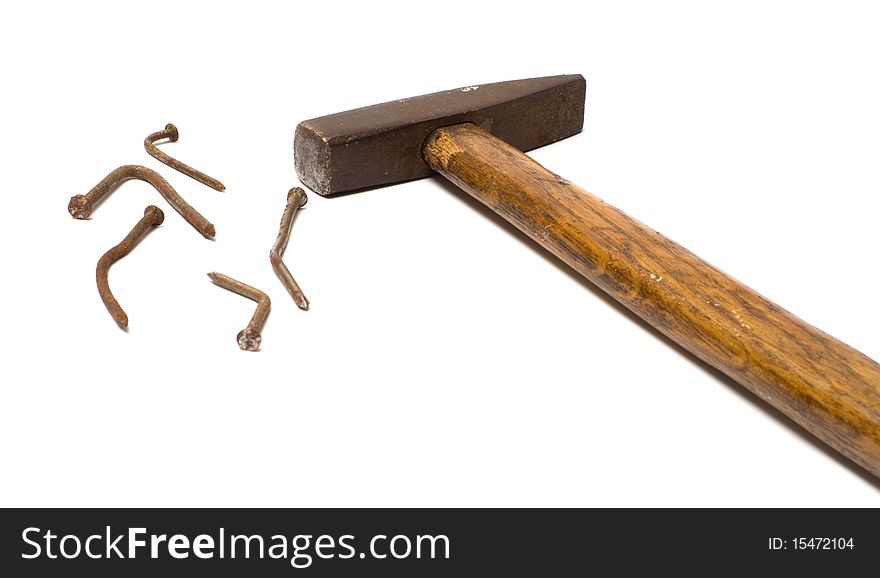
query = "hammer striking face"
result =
(294, 75, 586, 195)
(293, 75, 880, 480)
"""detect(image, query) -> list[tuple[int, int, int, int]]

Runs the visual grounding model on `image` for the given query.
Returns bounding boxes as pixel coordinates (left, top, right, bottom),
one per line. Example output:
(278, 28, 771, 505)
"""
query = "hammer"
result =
(294, 74, 880, 478)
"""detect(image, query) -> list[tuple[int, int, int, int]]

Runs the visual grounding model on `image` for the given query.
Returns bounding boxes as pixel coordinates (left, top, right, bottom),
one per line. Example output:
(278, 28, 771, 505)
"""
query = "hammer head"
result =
(294, 74, 586, 195)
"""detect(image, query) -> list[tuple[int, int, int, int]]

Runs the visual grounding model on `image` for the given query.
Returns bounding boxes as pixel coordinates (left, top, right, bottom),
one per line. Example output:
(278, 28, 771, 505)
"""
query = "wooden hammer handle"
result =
(423, 122, 880, 477)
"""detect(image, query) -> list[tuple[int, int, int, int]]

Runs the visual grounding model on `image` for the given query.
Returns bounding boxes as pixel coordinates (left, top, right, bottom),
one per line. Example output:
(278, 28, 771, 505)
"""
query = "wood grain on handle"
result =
(423, 122, 880, 477)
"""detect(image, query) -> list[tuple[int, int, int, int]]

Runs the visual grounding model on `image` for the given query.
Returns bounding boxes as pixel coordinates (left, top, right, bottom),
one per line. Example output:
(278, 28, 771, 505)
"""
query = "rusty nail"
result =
(96, 205, 165, 329)
(144, 123, 226, 192)
(207, 272, 271, 351)
(68, 165, 215, 238)
(270, 187, 310, 310)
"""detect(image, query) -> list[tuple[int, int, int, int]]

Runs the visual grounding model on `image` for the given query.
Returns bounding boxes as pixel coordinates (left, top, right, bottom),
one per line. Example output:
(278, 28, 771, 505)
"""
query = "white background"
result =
(1, 1, 879, 506)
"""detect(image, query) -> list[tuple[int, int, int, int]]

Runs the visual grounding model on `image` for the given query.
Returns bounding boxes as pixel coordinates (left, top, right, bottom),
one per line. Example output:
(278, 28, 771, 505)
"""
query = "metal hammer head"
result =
(294, 74, 586, 195)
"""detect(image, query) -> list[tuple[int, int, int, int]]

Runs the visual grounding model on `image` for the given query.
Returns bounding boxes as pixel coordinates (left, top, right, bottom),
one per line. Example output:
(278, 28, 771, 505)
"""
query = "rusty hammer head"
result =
(294, 75, 586, 195)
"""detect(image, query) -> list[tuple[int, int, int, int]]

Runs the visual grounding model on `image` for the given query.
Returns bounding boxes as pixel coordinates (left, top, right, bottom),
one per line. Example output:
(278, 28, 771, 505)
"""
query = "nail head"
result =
(68, 194, 92, 219)
(164, 123, 179, 142)
(237, 328, 262, 351)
